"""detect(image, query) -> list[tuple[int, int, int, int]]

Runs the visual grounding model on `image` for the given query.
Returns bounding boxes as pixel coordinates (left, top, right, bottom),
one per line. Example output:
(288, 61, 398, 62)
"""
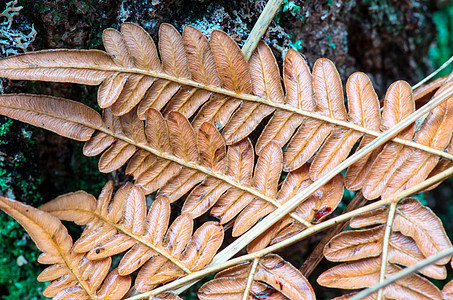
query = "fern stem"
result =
(412, 55, 453, 90)
(241, 0, 284, 60)
(350, 246, 453, 300)
(128, 165, 453, 299)
(242, 258, 260, 300)
(131, 65, 453, 161)
(378, 202, 398, 300)
(60, 250, 95, 299)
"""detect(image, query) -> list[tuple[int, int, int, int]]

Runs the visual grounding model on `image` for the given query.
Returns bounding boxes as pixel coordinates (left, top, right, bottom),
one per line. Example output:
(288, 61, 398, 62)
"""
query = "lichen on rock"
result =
(0, 0, 35, 58)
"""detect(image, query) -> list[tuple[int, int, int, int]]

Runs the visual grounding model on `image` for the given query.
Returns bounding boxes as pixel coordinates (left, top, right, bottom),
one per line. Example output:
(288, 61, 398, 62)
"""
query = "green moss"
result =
(0, 119, 46, 299)
(282, 0, 302, 16)
(0, 119, 12, 138)
(72, 142, 108, 196)
(429, 6, 453, 77)
(327, 33, 336, 49)
(288, 39, 302, 50)
(275, 0, 303, 24)
(0, 214, 46, 300)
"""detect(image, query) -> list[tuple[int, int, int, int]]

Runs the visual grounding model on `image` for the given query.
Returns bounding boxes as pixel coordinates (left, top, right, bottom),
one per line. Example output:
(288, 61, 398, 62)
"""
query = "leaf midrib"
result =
(0, 99, 312, 227)
(10, 63, 453, 160)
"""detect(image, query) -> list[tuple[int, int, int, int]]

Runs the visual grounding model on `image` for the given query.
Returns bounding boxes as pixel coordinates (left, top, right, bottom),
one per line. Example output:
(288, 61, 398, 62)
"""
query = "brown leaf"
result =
(220, 141, 281, 236)
(0, 94, 103, 141)
(199, 254, 315, 300)
(157, 168, 207, 202)
(133, 157, 182, 194)
(318, 257, 442, 300)
(383, 80, 453, 198)
(155, 118, 226, 203)
(97, 73, 128, 108)
(0, 49, 115, 84)
(120, 22, 161, 72)
(98, 140, 137, 173)
(231, 142, 281, 237)
(362, 80, 415, 200)
(309, 128, 362, 180)
(137, 23, 191, 118)
(324, 225, 446, 279)
(413, 75, 448, 104)
(42, 182, 223, 293)
(310, 72, 378, 180)
(247, 164, 343, 252)
(83, 132, 116, 156)
(163, 25, 220, 118)
(103, 26, 157, 115)
(192, 29, 252, 130)
(222, 41, 284, 144)
(137, 79, 180, 119)
(153, 292, 184, 300)
(442, 279, 453, 300)
(343, 72, 381, 189)
(351, 198, 452, 263)
(211, 138, 254, 223)
(198, 122, 227, 171)
(182, 177, 231, 218)
(182, 221, 224, 270)
(145, 108, 172, 153)
(167, 110, 198, 162)
(256, 48, 314, 155)
(283, 58, 345, 172)
(183, 138, 251, 219)
(319, 197, 450, 299)
(0, 195, 131, 299)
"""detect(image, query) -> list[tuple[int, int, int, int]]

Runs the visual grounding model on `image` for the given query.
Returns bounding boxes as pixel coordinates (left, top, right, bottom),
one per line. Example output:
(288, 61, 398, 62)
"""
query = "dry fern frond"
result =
(0, 93, 334, 235)
(363, 80, 453, 199)
(0, 195, 131, 299)
(1, 22, 453, 202)
(318, 198, 452, 299)
(1, 19, 453, 300)
(40, 181, 224, 293)
(198, 254, 315, 300)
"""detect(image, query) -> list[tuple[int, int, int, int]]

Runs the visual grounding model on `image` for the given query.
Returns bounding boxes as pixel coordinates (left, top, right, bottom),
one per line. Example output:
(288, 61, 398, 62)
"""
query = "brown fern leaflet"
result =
(318, 198, 451, 299)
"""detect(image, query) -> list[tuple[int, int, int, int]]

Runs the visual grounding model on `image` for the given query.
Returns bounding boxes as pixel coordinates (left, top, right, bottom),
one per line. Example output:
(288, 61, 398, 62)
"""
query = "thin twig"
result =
(242, 258, 259, 300)
(412, 55, 453, 90)
(350, 246, 453, 300)
(377, 202, 398, 300)
(241, 0, 284, 60)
